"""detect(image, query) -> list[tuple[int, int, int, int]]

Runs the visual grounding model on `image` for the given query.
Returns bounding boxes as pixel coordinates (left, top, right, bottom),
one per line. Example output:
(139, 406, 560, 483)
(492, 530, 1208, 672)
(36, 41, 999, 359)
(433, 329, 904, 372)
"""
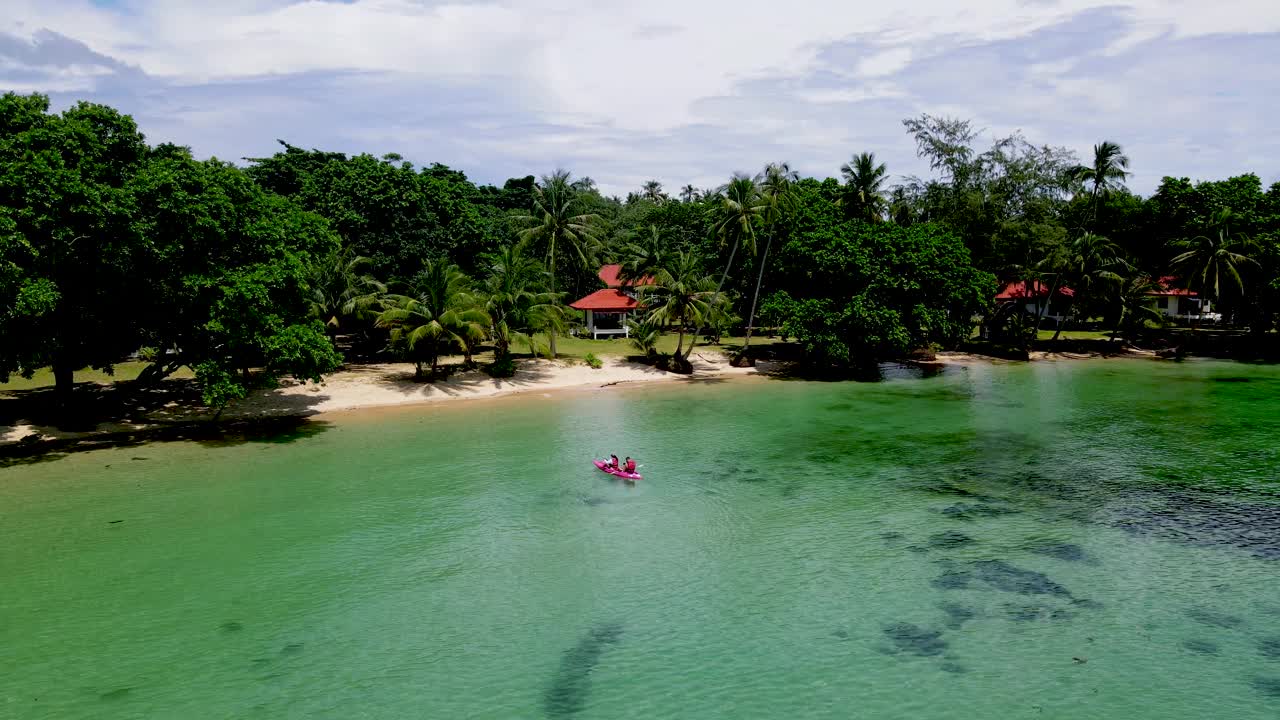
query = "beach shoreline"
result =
(0, 347, 1168, 457)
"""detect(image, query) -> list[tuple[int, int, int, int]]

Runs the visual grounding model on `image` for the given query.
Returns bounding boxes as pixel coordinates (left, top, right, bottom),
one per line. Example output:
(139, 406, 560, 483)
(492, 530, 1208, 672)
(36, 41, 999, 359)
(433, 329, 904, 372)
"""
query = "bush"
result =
(584, 352, 603, 369)
(484, 355, 517, 378)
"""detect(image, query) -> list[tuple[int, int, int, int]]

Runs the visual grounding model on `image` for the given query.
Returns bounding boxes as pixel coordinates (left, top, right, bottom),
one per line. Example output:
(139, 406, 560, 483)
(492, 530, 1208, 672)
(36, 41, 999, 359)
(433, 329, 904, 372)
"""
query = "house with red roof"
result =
(1149, 277, 1216, 321)
(569, 264, 654, 339)
(994, 280, 1076, 324)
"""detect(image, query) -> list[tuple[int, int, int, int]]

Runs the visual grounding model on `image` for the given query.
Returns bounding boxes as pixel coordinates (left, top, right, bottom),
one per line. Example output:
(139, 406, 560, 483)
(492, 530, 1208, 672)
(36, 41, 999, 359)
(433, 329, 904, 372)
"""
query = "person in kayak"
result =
(608, 454, 620, 470)
(623, 457, 637, 474)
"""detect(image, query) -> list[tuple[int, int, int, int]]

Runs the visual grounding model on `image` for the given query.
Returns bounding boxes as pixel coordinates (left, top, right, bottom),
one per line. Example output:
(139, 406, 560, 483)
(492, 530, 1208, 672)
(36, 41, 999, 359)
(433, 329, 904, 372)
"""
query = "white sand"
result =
(1, 351, 767, 445)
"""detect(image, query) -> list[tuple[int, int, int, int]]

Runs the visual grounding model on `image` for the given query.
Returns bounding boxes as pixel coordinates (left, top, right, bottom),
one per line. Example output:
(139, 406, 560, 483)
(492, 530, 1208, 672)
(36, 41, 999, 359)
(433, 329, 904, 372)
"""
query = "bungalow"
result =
(1148, 277, 1216, 321)
(994, 280, 1075, 324)
(569, 264, 654, 339)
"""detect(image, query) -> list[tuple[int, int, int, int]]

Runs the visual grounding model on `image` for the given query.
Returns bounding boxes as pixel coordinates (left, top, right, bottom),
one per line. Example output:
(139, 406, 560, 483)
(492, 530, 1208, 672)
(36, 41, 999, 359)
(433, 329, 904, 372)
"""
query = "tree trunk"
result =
(430, 355, 439, 380)
(1032, 275, 1062, 350)
(53, 362, 75, 407)
(741, 233, 774, 357)
(549, 258, 558, 359)
(686, 243, 740, 360)
(414, 361, 424, 381)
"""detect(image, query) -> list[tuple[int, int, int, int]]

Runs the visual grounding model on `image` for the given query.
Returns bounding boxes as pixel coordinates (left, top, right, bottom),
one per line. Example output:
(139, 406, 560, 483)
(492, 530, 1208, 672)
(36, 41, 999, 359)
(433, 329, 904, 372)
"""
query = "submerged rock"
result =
(939, 661, 969, 674)
(939, 602, 976, 629)
(1030, 542, 1089, 562)
(1258, 637, 1280, 659)
(99, 688, 132, 701)
(972, 560, 1071, 597)
(1250, 676, 1280, 698)
(940, 503, 1019, 520)
(220, 621, 244, 633)
(928, 531, 975, 550)
(1181, 639, 1220, 655)
(1185, 608, 1244, 629)
(544, 622, 625, 718)
(882, 622, 948, 657)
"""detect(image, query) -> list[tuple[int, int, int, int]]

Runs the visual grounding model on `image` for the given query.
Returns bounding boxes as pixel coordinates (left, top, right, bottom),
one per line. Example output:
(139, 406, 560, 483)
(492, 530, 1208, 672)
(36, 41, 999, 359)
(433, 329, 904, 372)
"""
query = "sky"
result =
(2, 0, 1278, 196)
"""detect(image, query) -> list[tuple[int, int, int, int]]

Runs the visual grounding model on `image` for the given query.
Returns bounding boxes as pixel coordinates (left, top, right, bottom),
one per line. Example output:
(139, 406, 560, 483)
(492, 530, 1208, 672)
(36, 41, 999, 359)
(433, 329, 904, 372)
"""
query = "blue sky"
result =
(2, 0, 1278, 196)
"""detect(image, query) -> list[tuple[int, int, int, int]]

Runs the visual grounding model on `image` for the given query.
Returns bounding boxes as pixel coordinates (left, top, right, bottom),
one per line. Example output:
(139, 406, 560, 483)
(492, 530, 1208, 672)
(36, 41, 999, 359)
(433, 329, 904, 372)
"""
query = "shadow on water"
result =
(543, 622, 624, 719)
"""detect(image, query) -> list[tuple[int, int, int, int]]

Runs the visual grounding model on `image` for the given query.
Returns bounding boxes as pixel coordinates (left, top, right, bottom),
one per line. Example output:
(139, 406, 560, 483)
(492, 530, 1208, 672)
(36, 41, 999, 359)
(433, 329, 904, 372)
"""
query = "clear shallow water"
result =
(2, 358, 1280, 719)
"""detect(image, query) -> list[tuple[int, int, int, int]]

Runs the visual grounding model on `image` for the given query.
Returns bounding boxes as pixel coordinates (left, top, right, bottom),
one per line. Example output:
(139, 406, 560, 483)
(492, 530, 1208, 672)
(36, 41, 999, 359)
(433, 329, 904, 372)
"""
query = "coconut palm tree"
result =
(309, 247, 385, 336)
(481, 241, 563, 360)
(376, 260, 488, 380)
(679, 184, 699, 203)
(641, 180, 667, 204)
(637, 251, 721, 372)
(626, 316, 661, 358)
(741, 162, 798, 357)
(1171, 208, 1260, 309)
(682, 174, 763, 357)
(840, 152, 888, 222)
(513, 170, 601, 358)
(1050, 232, 1129, 340)
(616, 225, 666, 284)
(1070, 141, 1129, 224)
(1114, 275, 1164, 340)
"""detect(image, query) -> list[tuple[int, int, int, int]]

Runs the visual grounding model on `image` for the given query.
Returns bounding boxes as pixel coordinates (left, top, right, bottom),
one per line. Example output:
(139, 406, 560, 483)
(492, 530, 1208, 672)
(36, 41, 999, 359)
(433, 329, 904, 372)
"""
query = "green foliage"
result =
(583, 352, 603, 369)
(626, 316, 661, 357)
(480, 241, 563, 358)
(377, 259, 488, 379)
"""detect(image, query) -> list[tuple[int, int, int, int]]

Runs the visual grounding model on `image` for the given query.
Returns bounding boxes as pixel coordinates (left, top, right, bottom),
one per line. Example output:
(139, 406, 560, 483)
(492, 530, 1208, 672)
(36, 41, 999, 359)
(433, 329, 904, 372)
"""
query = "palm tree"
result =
(1050, 232, 1129, 340)
(616, 225, 667, 284)
(309, 247, 385, 337)
(840, 152, 888, 222)
(1070, 141, 1129, 224)
(637, 251, 721, 372)
(682, 174, 763, 358)
(1171, 208, 1260, 310)
(376, 260, 488, 380)
(641, 180, 667, 204)
(513, 170, 601, 358)
(626, 316, 661, 358)
(741, 162, 798, 357)
(481, 241, 563, 360)
(1114, 275, 1164, 340)
(679, 184, 699, 203)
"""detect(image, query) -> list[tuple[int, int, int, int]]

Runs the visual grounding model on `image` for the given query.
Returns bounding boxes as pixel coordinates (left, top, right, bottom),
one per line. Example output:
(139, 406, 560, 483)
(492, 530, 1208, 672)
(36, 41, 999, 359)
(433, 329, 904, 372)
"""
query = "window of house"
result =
(1157, 297, 1169, 309)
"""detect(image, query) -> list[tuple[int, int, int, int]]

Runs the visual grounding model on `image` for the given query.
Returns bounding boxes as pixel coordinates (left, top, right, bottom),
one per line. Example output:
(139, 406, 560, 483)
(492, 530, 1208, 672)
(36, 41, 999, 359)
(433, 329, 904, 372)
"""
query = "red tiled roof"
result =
(598, 264, 653, 288)
(1147, 276, 1197, 297)
(995, 281, 1075, 300)
(569, 289, 639, 311)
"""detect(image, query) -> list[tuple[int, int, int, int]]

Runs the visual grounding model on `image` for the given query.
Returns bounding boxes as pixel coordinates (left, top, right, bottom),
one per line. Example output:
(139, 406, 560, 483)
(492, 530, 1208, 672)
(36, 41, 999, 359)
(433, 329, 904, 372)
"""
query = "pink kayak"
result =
(593, 460, 642, 481)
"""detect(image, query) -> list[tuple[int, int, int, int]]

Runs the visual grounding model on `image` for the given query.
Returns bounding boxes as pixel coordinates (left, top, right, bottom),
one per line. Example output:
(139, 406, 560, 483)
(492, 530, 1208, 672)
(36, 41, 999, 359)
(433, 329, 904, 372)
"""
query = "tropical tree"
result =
(741, 162, 799, 357)
(1114, 275, 1164, 340)
(637, 251, 722, 372)
(1171, 208, 1260, 310)
(679, 184, 699, 203)
(376, 260, 488, 380)
(1050, 232, 1129, 340)
(514, 170, 601, 358)
(682, 174, 763, 358)
(839, 152, 888, 222)
(641, 180, 667, 204)
(1070, 141, 1129, 223)
(309, 246, 386, 339)
(626, 316, 661, 358)
(615, 225, 666, 284)
(481, 241, 562, 359)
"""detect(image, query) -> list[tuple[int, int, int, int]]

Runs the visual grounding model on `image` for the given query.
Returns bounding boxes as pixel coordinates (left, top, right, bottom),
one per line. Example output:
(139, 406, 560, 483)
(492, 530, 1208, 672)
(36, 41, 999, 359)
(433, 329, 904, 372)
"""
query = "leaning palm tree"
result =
(481, 241, 563, 360)
(376, 260, 489, 380)
(1171, 208, 1260, 309)
(513, 170, 602, 358)
(637, 251, 722, 372)
(840, 151, 888, 222)
(309, 247, 386, 337)
(1070, 141, 1129, 224)
(741, 162, 799, 357)
(678, 174, 764, 358)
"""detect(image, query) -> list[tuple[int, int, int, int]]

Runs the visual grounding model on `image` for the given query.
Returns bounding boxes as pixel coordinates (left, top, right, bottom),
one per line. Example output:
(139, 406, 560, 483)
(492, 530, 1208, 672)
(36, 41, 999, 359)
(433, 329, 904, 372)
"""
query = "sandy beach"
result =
(1, 351, 769, 448)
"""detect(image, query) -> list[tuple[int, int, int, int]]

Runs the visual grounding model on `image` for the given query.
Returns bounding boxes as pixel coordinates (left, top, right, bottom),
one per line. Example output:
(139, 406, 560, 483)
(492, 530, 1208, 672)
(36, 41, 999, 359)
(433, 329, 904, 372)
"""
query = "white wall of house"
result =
(1153, 295, 1212, 318)
(584, 310, 631, 339)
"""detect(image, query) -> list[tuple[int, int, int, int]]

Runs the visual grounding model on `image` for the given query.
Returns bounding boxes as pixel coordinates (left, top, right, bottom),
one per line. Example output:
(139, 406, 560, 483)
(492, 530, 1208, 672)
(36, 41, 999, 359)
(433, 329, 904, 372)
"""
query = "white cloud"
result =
(2, 0, 1279, 195)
